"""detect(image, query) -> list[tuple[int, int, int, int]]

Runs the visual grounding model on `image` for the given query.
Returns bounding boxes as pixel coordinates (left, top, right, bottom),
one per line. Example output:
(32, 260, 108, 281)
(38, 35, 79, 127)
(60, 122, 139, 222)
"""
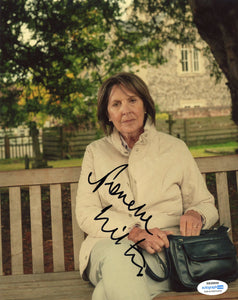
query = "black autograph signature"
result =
(88, 164, 153, 276)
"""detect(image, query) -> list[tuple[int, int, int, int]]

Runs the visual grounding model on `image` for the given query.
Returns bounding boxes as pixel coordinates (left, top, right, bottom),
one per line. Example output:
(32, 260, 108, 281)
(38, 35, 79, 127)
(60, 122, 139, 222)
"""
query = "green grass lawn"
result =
(0, 141, 237, 172)
(0, 158, 83, 171)
(189, 141, 238, 157)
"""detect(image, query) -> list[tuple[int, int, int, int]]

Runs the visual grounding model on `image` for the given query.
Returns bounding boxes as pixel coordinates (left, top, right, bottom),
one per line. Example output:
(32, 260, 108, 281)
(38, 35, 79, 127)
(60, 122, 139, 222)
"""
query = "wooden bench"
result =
(0, 155, 238, 300)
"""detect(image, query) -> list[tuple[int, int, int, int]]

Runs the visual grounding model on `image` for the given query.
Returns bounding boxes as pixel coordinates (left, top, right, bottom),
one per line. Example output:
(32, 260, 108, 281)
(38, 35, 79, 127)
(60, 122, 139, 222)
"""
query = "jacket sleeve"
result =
(180, 142, 219, 229)
(76, 145, 140, 238)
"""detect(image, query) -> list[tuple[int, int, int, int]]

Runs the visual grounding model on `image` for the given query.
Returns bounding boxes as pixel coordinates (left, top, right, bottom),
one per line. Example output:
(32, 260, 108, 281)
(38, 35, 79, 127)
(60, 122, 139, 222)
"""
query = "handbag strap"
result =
(143, 248, 171, 282)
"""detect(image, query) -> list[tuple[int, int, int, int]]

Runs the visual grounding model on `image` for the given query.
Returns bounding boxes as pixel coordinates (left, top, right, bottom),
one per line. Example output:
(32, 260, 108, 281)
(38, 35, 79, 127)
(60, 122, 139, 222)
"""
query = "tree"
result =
(1, 0, 195, 121)
(188, 0, 238, 125)
(1, 0, 192, 167)
(1, 0, 159, 166)
(0, 86, 25, 128)
(0, 0, 168, 122)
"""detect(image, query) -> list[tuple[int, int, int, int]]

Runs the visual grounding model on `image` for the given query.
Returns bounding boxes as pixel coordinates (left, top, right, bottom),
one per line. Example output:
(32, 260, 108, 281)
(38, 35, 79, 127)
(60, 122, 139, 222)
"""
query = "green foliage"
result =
(0, 0, 199, 130)
(203, 46, 224, 84)
(0, 85, 26, 128)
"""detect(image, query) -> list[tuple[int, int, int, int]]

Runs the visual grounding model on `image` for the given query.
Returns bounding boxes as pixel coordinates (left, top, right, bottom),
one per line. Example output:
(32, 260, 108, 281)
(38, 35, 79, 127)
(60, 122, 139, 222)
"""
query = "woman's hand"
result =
(180, 210, 203, 236)
(128, 227, 173, 254)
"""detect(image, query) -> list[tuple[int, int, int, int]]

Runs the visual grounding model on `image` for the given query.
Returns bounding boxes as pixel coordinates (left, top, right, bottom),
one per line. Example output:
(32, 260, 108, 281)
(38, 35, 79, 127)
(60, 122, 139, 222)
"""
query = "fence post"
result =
(4, 135, 10, 159)
(166, 114, 176, 135)
(25, 154, 30, 169)
(60, 127, 64, 159)
(184, 119, 189, 145)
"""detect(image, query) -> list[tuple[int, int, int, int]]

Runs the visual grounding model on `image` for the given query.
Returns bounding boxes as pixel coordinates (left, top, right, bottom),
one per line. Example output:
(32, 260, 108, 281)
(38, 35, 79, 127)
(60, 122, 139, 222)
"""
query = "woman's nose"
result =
(121, 102, 130, 115)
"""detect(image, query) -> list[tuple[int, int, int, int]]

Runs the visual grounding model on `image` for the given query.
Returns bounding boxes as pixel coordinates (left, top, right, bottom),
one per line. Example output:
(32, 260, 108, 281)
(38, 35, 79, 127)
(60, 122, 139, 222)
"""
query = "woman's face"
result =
(107, 84, 145, 138)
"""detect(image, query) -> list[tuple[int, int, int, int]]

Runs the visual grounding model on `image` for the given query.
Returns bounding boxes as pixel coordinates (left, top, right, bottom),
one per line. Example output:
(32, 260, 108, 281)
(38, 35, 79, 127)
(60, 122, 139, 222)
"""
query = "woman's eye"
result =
(112, 102, 120, 107)
(130, 98, 137, 103)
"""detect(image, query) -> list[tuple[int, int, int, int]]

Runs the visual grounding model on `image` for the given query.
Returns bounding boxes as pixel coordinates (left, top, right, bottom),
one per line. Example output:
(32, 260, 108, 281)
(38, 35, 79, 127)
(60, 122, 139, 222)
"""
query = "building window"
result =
(180, 99, 206, 109)
(180, 46, 200, 73)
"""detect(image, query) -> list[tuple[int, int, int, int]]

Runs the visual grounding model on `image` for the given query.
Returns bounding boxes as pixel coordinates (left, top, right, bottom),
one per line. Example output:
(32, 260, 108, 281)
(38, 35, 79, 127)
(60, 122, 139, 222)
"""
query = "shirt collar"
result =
(119, 134, 131, 152)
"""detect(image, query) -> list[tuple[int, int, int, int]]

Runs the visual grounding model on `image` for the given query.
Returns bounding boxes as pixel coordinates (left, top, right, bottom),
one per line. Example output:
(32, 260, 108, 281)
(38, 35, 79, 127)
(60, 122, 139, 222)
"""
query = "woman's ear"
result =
(106, 111, 111, 122)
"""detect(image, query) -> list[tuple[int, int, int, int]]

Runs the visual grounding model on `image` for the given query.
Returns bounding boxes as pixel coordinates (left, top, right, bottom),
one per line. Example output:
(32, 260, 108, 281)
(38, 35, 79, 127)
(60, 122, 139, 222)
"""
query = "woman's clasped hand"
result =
(128, 227, 173, 254)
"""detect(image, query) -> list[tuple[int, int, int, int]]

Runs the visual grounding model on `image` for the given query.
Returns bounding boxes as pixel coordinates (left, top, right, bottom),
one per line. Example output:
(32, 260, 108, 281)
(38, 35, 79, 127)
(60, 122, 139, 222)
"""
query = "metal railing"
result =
(0, 135, 43, 159)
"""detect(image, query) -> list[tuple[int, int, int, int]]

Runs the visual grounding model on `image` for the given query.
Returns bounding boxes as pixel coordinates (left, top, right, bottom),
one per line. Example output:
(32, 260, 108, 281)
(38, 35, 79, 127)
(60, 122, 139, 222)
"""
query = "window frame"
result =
(180, 46, 200, 74)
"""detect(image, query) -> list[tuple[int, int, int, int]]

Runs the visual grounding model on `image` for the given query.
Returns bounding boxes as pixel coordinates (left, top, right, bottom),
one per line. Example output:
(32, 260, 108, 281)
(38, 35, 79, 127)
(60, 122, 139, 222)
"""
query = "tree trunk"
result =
(29, 121, 48, 169)
(189, 0, 238, 125)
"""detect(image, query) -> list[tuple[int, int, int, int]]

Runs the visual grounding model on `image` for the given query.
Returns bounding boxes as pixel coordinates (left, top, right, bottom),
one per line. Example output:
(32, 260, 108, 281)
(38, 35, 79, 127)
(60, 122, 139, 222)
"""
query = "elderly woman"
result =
(76, 72, 218, 300)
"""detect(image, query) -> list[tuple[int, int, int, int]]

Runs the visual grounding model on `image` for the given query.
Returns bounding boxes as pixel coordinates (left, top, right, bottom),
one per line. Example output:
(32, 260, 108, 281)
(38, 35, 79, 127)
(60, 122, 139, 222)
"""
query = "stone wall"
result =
(137, 43, 231, 115)
(171, 106, 231, 119)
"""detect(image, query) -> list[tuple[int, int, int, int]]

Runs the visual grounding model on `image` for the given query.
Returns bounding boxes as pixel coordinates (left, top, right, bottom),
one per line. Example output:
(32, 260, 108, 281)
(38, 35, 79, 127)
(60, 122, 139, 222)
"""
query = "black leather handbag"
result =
(144, 226, 238, 292)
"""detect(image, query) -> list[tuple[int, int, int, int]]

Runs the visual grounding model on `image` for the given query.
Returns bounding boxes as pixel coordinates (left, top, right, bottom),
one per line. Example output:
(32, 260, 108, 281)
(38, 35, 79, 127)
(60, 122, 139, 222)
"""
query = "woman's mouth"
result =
(122, 119, 135, 123)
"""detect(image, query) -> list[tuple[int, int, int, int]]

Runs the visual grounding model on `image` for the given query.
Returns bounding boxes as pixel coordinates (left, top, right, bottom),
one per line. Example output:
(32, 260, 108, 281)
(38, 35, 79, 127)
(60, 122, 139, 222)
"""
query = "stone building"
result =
(137, 43, 231, 119)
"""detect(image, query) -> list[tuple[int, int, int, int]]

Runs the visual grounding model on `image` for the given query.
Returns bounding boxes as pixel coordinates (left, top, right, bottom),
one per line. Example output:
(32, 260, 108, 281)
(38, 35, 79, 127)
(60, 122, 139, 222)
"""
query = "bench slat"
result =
(155, 289, 238, 299)
(0, 155, 237, 188)
(0, 272, 237, 300)
(195, 155, 238, 173)
(216, 172, 232, 235)
(0, 271, 93, 300)
(0, 167, 81, 187)
(70, 182, 84, 271)
(9, 187, 24, 275)
(0, 193, 2, 275)
(29, 186, 44, 273)
(50, 184, 65, 272)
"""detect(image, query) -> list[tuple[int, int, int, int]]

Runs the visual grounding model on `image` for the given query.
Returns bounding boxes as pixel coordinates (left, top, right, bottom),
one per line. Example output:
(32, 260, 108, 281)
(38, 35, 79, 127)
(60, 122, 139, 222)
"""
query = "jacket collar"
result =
(107, 119, 156, 156)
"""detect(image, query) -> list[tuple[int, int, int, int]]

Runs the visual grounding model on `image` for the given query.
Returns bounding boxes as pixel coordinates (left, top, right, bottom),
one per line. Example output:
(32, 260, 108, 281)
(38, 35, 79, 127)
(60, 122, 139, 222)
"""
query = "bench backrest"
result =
(0, 155, 237, 276)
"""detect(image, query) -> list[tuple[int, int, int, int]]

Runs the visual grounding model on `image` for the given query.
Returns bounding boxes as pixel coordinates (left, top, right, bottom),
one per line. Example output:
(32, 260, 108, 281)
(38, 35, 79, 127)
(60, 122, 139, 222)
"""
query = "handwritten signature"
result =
(88, 164, 153, 276)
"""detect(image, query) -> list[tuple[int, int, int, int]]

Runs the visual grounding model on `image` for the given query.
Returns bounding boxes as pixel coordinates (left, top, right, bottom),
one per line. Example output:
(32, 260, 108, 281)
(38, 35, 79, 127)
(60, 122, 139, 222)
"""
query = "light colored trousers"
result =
(86, 239, 171, 300)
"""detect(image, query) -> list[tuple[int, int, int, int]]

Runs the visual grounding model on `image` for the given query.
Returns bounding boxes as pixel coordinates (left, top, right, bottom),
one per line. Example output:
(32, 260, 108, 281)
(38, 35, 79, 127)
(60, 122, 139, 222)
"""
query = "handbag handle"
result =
(144, 248, 171, 282)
